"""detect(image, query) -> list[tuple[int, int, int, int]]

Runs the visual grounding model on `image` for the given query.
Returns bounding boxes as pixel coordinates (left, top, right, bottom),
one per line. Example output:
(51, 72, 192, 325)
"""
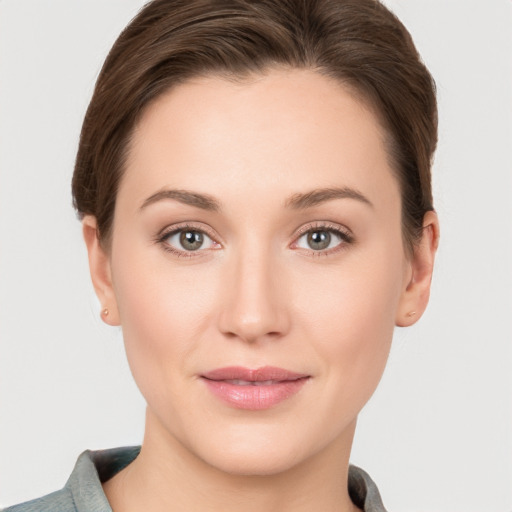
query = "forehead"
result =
(121, 68, 400, 213)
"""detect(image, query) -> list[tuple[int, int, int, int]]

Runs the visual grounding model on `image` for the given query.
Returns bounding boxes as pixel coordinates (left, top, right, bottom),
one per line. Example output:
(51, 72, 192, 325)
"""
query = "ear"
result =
(82, 216, 120, 326)
(396, 211, 440, 327)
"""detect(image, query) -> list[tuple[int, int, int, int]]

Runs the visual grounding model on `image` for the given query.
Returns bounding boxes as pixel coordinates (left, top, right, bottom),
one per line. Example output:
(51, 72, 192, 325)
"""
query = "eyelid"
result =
(154, 222, 222, 256)
(153, 220, 353, 257)
(293, 221, 353, 240)
(156, 221, 219, 242)
(290, 221, 354, 254)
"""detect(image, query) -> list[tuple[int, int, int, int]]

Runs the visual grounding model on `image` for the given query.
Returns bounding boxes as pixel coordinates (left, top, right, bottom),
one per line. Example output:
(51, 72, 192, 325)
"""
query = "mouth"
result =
(200, 366, 310, 410)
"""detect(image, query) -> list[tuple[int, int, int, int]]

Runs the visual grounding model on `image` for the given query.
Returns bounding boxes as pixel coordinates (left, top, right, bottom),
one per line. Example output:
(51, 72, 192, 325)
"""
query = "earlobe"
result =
(396, 211, 440, 327)
(82, 216, 120, 326)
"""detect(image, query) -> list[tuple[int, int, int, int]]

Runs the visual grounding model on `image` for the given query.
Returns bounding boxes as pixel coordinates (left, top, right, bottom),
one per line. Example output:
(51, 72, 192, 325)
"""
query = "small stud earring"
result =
(406, 311, 416, 317)
(102, 308, 109, 317)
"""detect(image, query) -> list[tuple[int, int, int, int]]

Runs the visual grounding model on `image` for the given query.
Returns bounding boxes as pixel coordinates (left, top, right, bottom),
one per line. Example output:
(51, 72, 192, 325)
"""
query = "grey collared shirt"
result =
(3, 446, 387, 511)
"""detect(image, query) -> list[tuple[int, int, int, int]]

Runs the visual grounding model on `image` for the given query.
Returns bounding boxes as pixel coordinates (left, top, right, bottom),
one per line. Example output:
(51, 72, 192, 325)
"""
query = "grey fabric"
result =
(3, 447, 387, 511)
(2, 447, 139, 512)
(349, 464, 388, 512)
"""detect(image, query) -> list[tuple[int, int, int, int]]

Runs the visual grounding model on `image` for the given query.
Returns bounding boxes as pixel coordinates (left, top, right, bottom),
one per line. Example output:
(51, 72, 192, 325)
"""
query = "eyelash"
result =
(292, 222, 354, 257)
(154, 223, 220, 258)
(154, 221, 354, 258)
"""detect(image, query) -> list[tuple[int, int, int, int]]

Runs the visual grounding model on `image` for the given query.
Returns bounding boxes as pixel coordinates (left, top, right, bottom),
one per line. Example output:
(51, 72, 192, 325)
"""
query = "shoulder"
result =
(2, 447, 140, 512)
(2, 488, 75, 512)
(348, 464, 388, 512)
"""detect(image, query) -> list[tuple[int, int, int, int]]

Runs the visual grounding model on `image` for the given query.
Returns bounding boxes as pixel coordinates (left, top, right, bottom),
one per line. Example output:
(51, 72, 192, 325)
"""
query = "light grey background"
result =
(1, 1, 511, 510)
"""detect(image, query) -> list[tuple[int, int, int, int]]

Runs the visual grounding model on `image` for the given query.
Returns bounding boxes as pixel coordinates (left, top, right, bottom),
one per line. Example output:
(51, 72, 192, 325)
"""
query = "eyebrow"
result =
(139, 186, 372, 213)
(140, 189, 221, 212)
(284, 187, 373, 210)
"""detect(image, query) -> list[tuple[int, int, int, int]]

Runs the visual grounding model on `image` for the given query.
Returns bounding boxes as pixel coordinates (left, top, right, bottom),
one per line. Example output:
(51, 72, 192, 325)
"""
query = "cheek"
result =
(293, 248, 404, 399)
(110, 243, 220, 394)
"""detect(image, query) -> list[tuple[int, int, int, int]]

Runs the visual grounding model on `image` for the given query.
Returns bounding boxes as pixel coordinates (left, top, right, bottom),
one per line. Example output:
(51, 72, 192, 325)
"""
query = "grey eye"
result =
(307, 231, 331, 250)
(180, 230, 204, 251)
(296, 229, 344, 251)
(165, 229, 215, 252)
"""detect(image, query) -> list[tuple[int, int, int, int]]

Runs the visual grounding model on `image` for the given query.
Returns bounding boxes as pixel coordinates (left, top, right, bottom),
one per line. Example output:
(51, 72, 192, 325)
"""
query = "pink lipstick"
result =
(201, 366, 309, 410)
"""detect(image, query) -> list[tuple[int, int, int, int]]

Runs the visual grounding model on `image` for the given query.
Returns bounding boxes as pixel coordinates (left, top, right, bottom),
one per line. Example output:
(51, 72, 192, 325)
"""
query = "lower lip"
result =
(202, 378, 309, 410)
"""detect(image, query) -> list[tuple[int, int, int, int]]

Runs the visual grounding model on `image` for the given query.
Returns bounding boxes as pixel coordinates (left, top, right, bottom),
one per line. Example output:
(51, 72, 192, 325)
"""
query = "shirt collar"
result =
(65, 446, 386, 512)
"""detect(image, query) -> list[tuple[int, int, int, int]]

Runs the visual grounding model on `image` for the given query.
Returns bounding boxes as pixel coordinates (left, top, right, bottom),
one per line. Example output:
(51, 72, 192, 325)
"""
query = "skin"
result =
(83, 68, 439, 512)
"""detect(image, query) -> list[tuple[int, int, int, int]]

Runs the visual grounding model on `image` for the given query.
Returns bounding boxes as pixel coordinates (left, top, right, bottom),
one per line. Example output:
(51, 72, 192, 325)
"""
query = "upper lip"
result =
(201, 366, 309, 382)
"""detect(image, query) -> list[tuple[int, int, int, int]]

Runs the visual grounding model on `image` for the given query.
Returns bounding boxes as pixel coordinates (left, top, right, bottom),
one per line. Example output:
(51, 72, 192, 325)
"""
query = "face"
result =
(86, 69, 432, 476)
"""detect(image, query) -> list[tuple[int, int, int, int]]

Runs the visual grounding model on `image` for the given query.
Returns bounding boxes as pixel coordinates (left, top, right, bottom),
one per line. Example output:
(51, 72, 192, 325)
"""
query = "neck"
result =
(103, 409, 360, 512)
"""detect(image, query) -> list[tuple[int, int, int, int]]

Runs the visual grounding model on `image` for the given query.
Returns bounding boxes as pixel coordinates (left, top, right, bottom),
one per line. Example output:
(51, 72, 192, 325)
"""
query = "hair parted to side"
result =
(72, 0, 437, 252)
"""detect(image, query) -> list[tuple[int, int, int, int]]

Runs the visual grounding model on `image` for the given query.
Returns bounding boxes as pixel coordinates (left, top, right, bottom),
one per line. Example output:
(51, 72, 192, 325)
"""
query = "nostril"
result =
(217, 260, 290, 343)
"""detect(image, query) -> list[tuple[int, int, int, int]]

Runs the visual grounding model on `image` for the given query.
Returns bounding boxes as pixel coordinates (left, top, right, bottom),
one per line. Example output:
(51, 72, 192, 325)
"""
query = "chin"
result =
(184, 418, 339, 478)
(202, 443, 304, 477)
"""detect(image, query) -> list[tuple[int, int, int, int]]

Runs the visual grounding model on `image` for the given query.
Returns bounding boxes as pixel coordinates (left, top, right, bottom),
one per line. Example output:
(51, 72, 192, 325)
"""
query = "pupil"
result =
(180, 231, 203, 251)
(308, 231, 331, 250)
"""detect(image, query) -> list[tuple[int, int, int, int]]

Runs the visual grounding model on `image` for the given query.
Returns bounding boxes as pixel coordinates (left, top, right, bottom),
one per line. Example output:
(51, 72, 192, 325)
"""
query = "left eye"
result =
(295, 229, 345, 251)
(164, 229, 217, 252)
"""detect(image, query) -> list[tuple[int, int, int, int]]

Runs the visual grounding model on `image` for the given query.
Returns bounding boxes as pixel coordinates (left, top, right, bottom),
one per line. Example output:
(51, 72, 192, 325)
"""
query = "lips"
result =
(201, 366, 310, 410)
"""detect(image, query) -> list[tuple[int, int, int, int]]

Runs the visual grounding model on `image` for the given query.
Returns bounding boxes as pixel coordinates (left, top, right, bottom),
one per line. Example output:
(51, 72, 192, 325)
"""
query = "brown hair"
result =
(72, 0, 437, 251)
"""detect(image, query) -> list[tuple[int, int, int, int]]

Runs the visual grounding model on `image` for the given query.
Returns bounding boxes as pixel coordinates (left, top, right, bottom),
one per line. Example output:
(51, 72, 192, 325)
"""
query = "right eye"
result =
(164, 229, 217, 251)
(158, 225, 220, 256)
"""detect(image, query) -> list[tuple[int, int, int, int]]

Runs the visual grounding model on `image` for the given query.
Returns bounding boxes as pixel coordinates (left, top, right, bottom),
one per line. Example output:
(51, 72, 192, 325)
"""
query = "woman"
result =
(4, 0, 439, 511)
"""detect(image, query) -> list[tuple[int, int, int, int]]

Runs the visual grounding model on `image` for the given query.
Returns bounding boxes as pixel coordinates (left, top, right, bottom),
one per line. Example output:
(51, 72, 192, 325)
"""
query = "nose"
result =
(217, 245, 290, 344)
